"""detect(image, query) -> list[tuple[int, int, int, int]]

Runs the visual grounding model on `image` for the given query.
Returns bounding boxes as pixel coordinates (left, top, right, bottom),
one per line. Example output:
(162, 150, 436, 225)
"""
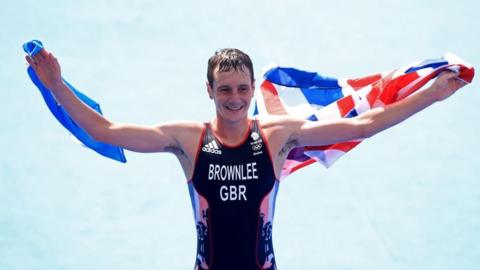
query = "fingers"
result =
(27, 48, 58, 69)
(39, 48, 49, 58)
(32, 48, 47, 62)
(29, 48, 49, 65)
(442, 70, 468, 86)
(445, 71, 459, 79)
(436, 71, 461, 85)
(441, 71, 468, 92)
(439, 70, 458, 79)
(25, 55, 36, 67)
(51, 54, 60, 69)
(454, 77, 468, 87)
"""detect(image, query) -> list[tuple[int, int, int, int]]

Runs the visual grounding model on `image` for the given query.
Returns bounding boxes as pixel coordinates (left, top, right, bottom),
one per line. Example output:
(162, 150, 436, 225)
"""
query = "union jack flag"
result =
(253, 53, 475, 179)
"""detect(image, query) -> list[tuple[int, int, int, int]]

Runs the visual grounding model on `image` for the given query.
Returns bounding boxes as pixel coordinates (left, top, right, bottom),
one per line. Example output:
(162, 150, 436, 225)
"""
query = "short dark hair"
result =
(207, 48, 255, 87)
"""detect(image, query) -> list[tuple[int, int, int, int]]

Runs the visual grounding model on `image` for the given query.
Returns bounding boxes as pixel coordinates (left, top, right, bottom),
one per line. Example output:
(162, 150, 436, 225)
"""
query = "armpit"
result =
(279, 139, 299, 157)
(164, 144, 186, 156)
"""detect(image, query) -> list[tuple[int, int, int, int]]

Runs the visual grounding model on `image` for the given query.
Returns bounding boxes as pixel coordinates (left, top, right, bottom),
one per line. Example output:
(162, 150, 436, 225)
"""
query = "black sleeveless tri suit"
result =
(187, 120, 280, 270)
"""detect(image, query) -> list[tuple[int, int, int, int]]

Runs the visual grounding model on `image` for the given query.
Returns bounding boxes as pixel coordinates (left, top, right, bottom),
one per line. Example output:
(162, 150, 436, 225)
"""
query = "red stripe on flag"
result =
(366, 85, 381, 106)
(288, 159, 317, 175)
(347, 73, 382, 90)
(397, 70, 439, 100)
(380, 72, 419, 104)
(305, 141, 361, 152)
(460, 66, 475, 83)
(336, 95, 354, 117)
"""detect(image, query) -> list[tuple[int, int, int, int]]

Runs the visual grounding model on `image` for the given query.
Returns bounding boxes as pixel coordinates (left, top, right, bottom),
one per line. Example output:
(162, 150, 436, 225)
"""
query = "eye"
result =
(218, 87, 231, 92)
(239, 85, 249, 92)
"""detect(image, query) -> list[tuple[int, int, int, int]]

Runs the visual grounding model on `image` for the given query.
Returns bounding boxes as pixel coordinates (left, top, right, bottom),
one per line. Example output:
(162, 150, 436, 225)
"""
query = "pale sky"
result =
(1, 0, 479, 269)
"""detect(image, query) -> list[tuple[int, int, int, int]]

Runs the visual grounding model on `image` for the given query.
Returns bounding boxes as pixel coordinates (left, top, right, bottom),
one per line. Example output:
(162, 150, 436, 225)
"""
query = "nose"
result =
(228, 89, 243, 102)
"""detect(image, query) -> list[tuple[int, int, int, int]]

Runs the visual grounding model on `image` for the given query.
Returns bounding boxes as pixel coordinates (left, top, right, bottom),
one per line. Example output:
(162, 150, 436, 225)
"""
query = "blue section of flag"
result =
(405, 60, 449, 73)
(300, 87, 344, 106)
(23, 40, 126, 163)
(264, 67, 340, 88)
(23, 40, 44, 56)
(253, 102, 259, 116)
(265, 67, 344, 107)
(307, 114, 318, 121)
(346, 109, 358, 118)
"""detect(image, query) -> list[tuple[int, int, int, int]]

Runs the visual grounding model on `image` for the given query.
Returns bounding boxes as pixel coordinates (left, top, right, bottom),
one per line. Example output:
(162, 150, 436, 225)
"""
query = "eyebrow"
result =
(217, 83, 250, 89)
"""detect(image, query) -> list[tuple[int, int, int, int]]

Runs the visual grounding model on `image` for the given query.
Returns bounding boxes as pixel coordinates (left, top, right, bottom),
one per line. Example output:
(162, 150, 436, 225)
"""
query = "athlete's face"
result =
(207, 68, 255, 124)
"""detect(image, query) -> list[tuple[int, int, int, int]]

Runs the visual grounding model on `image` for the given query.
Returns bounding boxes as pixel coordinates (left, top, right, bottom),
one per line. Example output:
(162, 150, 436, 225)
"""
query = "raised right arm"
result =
(25, 48, 190, 153)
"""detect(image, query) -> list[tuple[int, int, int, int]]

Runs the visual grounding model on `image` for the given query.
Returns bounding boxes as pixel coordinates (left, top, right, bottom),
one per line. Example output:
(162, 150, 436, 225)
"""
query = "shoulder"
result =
(155, 120, 204, 133)
(153, 120, 204, 145)
(153, 120, 205, 157)
(255, 114, 305, 132)
(254, 115, 307, 149)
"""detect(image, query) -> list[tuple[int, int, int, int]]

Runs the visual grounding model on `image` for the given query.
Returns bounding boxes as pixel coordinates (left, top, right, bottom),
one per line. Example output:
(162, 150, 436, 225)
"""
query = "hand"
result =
(25, 49, 63, 91)
(430, 70, 468, 102)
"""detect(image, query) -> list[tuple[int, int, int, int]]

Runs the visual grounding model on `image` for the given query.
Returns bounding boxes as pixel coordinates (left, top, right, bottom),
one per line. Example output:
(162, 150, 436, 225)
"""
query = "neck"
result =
(211, 117, 250, 145)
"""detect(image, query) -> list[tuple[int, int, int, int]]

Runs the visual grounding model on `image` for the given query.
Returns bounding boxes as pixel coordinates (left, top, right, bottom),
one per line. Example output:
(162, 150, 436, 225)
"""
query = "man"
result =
(26, 48, 466, 270)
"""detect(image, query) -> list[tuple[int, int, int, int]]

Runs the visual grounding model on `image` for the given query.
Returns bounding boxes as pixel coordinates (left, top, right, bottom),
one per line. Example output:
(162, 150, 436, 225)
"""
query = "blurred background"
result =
(1, 0, 479, 269)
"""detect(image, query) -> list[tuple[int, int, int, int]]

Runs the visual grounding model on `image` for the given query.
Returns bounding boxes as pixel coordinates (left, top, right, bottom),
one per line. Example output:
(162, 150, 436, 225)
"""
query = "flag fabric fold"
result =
(23, 40, 127, 163)
(254, 53, 474, 179)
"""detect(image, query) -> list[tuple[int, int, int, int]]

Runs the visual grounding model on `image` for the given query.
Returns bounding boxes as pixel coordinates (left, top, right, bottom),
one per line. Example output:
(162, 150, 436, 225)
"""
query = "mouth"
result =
(225, 104, 244, 111)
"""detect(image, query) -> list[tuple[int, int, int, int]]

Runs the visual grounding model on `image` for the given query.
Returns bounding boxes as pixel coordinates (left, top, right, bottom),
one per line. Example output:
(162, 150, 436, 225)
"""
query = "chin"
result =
(220, 109, 249, 123)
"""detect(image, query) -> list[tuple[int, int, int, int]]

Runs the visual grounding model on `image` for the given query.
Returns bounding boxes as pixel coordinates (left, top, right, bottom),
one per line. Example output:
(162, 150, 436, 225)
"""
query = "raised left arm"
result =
(290, 71, 468, 147)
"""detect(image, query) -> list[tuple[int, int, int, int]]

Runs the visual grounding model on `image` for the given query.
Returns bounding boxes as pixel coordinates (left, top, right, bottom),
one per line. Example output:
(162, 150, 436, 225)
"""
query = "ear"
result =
(206, 80, 214, 99)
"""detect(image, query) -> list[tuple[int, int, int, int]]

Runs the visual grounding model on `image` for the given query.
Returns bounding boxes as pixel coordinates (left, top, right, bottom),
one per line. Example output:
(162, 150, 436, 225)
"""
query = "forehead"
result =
(212, 68, 252, 87)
